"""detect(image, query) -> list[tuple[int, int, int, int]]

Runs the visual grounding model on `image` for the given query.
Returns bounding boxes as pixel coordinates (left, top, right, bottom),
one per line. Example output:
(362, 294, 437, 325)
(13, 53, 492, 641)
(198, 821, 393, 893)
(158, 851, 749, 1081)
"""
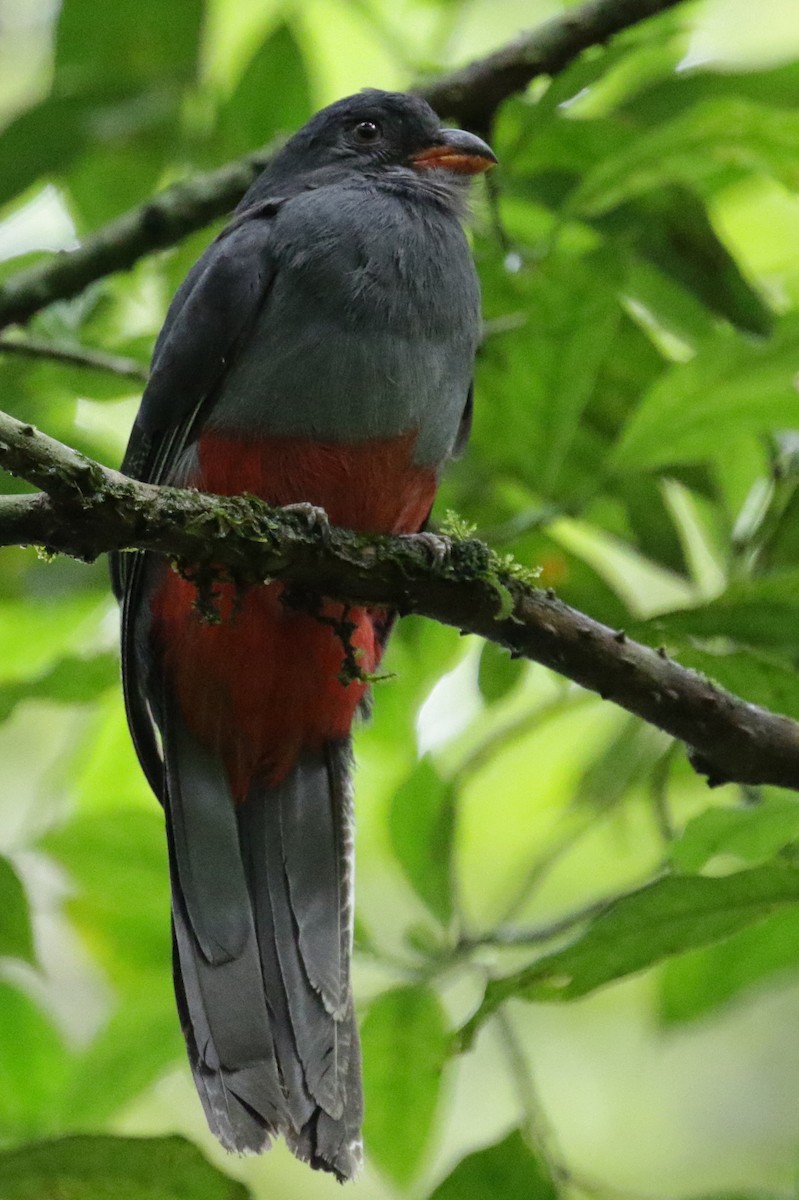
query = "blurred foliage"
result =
(3, 0, 799, 1197)
(0, 1134, 251, 1198)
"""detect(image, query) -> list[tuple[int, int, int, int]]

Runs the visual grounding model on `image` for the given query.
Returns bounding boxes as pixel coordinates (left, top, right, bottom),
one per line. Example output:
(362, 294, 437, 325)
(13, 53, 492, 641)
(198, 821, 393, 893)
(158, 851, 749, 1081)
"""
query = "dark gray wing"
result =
(451, 380, 473, 460)
(135, 200, 282, 439)
(112, 200, 282, 797)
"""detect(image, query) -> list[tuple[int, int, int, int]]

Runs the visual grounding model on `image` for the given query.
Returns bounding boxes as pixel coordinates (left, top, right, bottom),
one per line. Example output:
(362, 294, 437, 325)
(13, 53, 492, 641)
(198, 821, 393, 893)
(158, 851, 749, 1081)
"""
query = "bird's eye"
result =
(352, 120, 382, 145)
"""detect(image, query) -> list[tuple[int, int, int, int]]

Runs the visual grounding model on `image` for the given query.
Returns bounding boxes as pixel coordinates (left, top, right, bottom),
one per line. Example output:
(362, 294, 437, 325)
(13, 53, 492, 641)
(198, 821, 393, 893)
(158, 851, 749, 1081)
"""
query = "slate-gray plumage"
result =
(112, 90, 494, 1178)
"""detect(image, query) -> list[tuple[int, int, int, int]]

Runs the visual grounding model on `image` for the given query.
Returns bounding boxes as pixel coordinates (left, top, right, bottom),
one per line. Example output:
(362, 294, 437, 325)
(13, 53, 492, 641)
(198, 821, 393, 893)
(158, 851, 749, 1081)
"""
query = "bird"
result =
(111, 88, 495, 1180)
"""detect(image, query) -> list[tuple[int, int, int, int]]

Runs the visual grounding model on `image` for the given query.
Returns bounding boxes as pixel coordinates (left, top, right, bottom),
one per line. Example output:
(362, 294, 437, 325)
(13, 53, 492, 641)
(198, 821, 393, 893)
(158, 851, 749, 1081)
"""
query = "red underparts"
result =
(150, 430, 437, 798)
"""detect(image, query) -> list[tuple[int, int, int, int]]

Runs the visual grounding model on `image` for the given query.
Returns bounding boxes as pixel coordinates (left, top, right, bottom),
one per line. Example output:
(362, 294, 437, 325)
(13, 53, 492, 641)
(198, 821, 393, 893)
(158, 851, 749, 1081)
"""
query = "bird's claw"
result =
(411, 531, 450, 565)
(281, 501, 330, 533)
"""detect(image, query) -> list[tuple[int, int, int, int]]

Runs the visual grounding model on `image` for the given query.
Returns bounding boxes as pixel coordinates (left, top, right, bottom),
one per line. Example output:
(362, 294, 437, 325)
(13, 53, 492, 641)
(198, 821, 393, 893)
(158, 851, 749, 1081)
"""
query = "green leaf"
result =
(217, 24, 312, 156)
(66, 138, 180, 230)
(573, 98, 799, 216)
(688, 1195, 783, 1200)
(430, 1129, 557, 1200)
(41, 810, 170, 985)
(671, 799, 799, 873)
(0, 653, 119, 726)
(362, 985, 449, 1184)
(477, 641, 525, 704)
(475, 248, 622, 503)
(0, 856, 35, 965)
(626, 61, 799, 126)
(596, 186, 773, 335)
(54, 0, 202, 97)
(637, 569, 799, 654)
(611, 316, 799, 471)
(0, 1135, 250, 1199)
(466, 867, 799, 1032)
(389, 759, 455, 924)
(0, 98, 92, 208)
(0, 596, 108, 684)
(0, 984, 71, 1135)
(661, 908, 799, 1025)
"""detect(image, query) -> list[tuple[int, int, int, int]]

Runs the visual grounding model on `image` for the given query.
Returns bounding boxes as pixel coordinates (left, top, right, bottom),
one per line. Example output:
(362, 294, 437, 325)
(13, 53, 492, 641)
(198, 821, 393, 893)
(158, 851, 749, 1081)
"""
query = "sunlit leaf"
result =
(0, 984, 71, 1136)
(58, 990, 181, 1126)
(661, 908, 799, 1025)
(595, 185, 773, 335)
(626, 60, 799, 126)
(0, 596, 108, 684)
(362, 985, 449, 1184)
(575, 716, 668, 811)
(671, 798, 799, 873)
(389, 758, 455, 923)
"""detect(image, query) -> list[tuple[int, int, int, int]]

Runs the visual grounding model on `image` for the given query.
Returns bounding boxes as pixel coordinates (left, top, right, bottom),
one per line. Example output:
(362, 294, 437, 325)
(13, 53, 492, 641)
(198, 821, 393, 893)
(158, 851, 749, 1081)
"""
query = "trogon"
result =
(112, 89, 495, 1179)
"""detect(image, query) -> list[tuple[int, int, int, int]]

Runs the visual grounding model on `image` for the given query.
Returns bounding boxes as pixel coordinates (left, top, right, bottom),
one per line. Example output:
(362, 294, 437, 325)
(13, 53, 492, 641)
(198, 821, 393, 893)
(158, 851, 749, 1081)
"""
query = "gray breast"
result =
(209, 179, 480, 469)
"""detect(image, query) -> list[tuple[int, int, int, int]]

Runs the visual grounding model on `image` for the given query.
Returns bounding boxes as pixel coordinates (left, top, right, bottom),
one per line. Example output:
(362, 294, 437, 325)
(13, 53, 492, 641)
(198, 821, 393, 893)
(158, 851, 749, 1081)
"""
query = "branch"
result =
(0, 334, 148, 381)
(0, 150, 275, 331)
(1, 409, 798, 793)
(0, 0, 687, 331)
(418, 0, 684, 131)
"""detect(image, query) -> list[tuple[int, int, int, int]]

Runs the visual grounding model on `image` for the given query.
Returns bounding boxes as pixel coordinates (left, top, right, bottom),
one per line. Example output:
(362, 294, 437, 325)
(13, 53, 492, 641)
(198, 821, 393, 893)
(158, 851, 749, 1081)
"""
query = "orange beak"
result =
(411, 129, 497, 176)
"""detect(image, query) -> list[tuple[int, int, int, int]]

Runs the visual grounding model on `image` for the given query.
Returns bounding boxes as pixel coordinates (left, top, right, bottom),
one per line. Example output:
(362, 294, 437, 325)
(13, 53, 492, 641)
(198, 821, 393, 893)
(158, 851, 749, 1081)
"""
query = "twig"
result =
(0, 0, 688, 331)
(0, 335, 148, 382)
(495, 1011, 572, 1192)
(1, 408, 798, 794)
(460, 894, 621, 951)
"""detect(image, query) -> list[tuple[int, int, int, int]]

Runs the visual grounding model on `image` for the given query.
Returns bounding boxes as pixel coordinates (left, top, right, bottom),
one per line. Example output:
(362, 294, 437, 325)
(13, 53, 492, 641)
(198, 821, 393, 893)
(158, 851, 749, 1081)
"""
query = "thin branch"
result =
(1, 408, 799, 794)
(0, 335, 148, 382)
(0, 0, 688, 331)
(460, 893, 620, 951)
(495, 1011, 572, 1192)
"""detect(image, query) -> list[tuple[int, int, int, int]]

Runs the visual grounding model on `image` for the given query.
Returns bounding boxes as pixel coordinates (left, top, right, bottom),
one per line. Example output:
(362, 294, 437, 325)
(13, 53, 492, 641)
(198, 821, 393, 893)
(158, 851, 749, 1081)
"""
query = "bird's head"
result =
(260, 89, 496, 195)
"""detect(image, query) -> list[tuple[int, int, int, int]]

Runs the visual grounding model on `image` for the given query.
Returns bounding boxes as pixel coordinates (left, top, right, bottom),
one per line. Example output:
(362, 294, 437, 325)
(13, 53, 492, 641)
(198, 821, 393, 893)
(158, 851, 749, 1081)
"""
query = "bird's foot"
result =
(409, 530, 451, 565)
(281, 501, 330, 534)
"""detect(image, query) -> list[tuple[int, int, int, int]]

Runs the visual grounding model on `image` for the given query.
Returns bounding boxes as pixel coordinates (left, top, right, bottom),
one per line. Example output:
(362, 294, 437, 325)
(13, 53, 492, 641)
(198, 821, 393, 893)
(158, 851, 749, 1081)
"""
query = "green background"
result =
(2, 0, 799, 1196)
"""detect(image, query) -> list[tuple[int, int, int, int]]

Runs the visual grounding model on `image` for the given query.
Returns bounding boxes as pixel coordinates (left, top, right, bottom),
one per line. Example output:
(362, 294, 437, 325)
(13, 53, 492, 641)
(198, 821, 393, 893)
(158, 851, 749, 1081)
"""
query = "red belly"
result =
(151, 431, 437, 797)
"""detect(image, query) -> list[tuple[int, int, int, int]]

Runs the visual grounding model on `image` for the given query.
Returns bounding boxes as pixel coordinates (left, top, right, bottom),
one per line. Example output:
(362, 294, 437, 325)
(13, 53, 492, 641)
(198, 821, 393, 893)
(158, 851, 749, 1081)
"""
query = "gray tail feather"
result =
(163, 698, 362, 1179)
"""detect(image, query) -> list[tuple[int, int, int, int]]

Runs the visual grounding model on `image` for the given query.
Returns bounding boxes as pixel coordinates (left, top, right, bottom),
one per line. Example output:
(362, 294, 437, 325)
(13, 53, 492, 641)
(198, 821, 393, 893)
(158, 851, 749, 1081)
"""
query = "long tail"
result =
(163, 699, 362, 1179)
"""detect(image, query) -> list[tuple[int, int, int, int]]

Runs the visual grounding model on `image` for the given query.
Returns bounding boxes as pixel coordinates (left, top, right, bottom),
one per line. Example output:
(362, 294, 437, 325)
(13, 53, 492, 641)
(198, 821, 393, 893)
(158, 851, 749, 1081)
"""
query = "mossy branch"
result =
(1, 408, 798, 793)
